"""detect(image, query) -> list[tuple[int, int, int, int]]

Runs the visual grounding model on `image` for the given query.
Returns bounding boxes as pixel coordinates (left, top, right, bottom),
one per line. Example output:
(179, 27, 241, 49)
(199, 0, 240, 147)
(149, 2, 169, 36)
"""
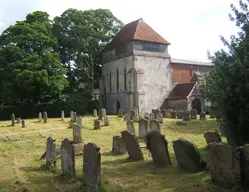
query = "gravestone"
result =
(61, 138, 75, 178)
(69, 121, 74, 128)
(134, 107, 139, 116)
(98, 109, 103, 120)
(130, 110, 136, 120)
(121, 130, 144, 161)
(209, 143, 241, 188)
(21, 119, 25, 128)
(61, 110, 65, 121)
(16, 118, 21, 124)
(146, 131, 171, 167)
(76, 116, 83, 127)
(239, 144, 249, 190)
(166, 109, 173, 118)
(102, 108, 106, 117)
(73, 112, 77, 122)
(39, 112, 42, 122)
(118, 109, 123, 117)
(204, 131, 222, 145)
(139, 119, 148, 138)
(123, 113, 130, 121)
(172, 138, 206, 173)
(176, 111, 183, 119)
(11, 113, 15, 126)
(94, 120, 100, 129)
(45, 137, 56, 167)
(112, 136, 126, 154)
(93, 109, 97, 117)
(104, 116, 109, 126)
(144, 112, 149, 120)
(190, 109, 197, 119)
(182, 111, 190, 121)
(156, 112, 163, 124)
(73, 124, 82, 144)
(70, 111, 74, 121)
(126, 120, 135, 135)
(200, 111, 206, 120)
(161, 109, 167, 118)
(171, 111, 177, 118)
(150, 120, 160, 132)
(43, 112, 48, 123)
(83, 142, 101, 192)
(149, 113, 155, 120)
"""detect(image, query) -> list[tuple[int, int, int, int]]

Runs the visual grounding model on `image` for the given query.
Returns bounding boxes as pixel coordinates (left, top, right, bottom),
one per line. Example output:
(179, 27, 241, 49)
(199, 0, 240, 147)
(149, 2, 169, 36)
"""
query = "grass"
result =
(0, 115, 230, 192)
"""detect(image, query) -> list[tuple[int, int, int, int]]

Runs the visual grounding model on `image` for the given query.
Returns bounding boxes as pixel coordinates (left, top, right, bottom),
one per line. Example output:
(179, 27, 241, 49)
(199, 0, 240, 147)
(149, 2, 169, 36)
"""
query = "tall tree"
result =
(53, 8, 123, 92)
(0, 11, 68, 104)
(204, 0, 249, 145)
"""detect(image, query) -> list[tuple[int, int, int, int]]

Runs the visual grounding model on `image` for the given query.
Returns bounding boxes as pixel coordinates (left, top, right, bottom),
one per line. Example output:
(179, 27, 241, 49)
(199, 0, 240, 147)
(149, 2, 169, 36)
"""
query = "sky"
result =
(0, 0, 240, 61)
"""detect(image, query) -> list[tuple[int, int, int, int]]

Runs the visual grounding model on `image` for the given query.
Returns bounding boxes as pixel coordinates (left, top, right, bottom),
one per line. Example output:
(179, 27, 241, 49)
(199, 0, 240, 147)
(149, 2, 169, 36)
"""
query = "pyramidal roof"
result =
(103, 18, 170, 52)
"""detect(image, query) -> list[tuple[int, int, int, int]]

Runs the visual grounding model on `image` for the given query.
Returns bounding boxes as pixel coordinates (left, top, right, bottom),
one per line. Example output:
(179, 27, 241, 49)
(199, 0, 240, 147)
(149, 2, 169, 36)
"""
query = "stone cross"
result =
(73, 124, 82, 144)
(93, 109, 97, 117)
(83, 142, 101, 192)
(126, 120, 135, 135)
(45, 137, 56, 167)
(123, 113, 130, 121)
(43, 111, 48, 123)
(61, 110, 65, 121)
(121, 130, 144, 161)
(104, 116, 109, 126)
(182, 111, 190, 121)
(138, 118, 148, 139)
(190, 109, 197, 119)
(118, 109, 123, 118)
(39, 112, 42, 122)
(200, 111, 206, 120)
(70, 111, 74, 121)
(76, 116, 83, 127)
(156, 112, 163, 124)
(146, 131, 171, 167)
(11, 113, 15, 126)
(204, 131, 222, 145)
(21, 119, 25, 128)
(98, 109, 103, 120)
(172, 138, 206, 173)
(61, 138, 75, 178)
(112, 136, 126, 154)
(171, 110, 177, 118)
(150, 120, 160, 132)
(94, 120, 100, 129)
(73, 112, 77, 122)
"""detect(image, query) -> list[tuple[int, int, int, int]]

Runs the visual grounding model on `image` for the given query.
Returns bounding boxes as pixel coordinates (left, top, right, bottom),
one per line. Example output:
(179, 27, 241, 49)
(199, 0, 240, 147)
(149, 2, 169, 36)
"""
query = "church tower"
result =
(99, 18, 172, 114)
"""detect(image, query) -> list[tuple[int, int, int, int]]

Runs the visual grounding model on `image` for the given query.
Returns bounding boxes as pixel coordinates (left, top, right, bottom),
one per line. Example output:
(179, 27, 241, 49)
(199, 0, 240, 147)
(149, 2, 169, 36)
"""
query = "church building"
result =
(99, 18, 213, 114)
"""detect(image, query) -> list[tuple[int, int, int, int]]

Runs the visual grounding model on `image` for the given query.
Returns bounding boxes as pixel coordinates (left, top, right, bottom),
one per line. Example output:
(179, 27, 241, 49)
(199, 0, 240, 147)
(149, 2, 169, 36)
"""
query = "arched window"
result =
(124, 68, 127, 90)
(116, 68, 119, 92)
(109, 71, 112, 92)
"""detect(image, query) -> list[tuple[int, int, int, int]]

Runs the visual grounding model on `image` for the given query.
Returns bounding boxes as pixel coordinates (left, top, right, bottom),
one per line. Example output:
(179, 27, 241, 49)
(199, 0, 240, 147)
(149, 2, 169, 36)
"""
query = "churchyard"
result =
(0, 111, 228, 192)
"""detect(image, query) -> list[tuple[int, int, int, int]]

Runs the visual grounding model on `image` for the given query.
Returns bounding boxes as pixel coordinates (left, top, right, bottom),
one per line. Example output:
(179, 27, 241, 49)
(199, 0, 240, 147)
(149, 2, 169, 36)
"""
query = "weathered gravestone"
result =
(176, 111, 183, 119)
(73, 124, 82, 144)
(190, 109, 197, 119)
(21, 119, 25, 128)
(182, 111, 190, 121)
(161, 109, 167, 118)
(76, 116, 83, 127)
(93, 109, 97, 117)
(83, 142, 101, 192)
(146, 131, 171, 167)
(73, 112, 77, 122)
(70, 111, 74, 121)
(112, 136, 126, 154)
(121, 130, 144, 161)
(43, 112, 48, 123)
(166, 109, 173, 118)
(123, 113, 130, 121)
(94, 120, 100, 129)
(61, 138, 75, 178)
(102, 108, 106, 117)
(156, 112, 163, 124)
(172, 138, 206, 173)
(130, 109, 136, 120)
(150, 120, 160, 132)
(11, 113, 15, 126)
(39, 112, 42, 122)
(209, 143, 241, 188)
(204, 131, 222, 145)
(104, 116, 109, 126)
(149, 113, 155, 120)
(45, 137, 56, 167)
(61, 111, 65, 121)
(16, 118, 21, 124)
(98, 109, 103, 120)
(139, 119, 148, 138)
(118, 109, 123, 117)
(200, 111, 206, 120)
(69, 121, 74, 128)
(171, 110, 177, 118)
(239, 144, 249, 190)
(127, 120, 135, 135)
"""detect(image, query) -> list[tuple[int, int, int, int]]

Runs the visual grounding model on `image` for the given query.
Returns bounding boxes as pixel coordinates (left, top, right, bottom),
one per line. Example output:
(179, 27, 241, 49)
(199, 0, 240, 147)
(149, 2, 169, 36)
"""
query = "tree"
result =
(53, 9, 123, 93)
(204, 0, 249, 145)
(0, 11, 68, 104)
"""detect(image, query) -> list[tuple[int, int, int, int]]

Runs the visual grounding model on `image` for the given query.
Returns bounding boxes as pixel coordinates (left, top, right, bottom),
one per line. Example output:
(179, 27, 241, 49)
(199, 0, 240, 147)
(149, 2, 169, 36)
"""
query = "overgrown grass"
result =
(0, 115, 229, 192)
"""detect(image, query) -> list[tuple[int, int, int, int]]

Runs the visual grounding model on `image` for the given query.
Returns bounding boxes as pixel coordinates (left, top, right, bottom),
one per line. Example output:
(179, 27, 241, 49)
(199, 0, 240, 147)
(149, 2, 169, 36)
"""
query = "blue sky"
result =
(0, 0, 240, 61)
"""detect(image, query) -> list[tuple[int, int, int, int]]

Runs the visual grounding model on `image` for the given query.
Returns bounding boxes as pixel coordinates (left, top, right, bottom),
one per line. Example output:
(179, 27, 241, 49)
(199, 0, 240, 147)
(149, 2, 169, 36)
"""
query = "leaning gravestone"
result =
(98, 109, 103, 120)
(11, 113, 15, 126)
(70, 111, 74, 121)
(190, 109, 197, 119)
(83, 142, 101, 192)
(39, 112, 42, 122)
(209, 143, 241, 188)
(204, 131, 222, 145)
(149, 113, 155, 121)
(104, 116, 109, 126)
(176, 111, 183, 119)
(150, 120, 160, 132)
(21, 119, 26, 128)
(156, 112, 163, 124)
(73, 124, 82, 144)
(123, 113, 130, 121)
(94, 120, 100, 129)
(146, 131, 171, 167)
(43, 112, 48, 123)
(139, 119, 148, 138)
(172, 138, 206, 173)
(61, 110, 65, 121)
(200, 111, 206, 120)
(102, 108, 106, 117)
(76, 116, 83, 127)
(182, 111, 190, 121)
(171, 110, 177, 118)
(61, 138, 75, 178)
(127, 120, 135, 135)
(112, 136, 126, 154)
(121, 130, 144, 161)
(93, 109, 97, 117)
(118, 109, 123, 118)
(16, 118, 21, 124)
(73, 112, 77, 122)
(45, 137, 56, 167)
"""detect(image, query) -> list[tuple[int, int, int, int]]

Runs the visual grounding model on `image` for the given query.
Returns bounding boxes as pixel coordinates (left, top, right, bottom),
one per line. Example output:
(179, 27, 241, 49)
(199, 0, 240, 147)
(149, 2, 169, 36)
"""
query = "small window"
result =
(116, 68, 119, 92)
(143, 42, 160, 52)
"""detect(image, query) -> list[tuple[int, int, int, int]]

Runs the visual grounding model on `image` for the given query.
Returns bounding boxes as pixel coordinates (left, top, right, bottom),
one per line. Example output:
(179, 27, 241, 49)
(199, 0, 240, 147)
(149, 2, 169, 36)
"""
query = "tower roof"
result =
(103, 18, 170, 52)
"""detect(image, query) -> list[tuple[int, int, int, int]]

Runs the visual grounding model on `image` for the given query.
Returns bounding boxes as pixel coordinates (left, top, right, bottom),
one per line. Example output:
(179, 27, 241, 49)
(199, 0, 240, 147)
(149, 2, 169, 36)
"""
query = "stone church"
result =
(99, 18, 213, 114)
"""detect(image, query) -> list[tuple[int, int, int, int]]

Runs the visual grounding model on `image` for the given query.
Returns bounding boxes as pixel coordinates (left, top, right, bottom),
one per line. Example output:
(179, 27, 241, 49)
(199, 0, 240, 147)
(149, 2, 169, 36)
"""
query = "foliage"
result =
(204, 0, 249, 145)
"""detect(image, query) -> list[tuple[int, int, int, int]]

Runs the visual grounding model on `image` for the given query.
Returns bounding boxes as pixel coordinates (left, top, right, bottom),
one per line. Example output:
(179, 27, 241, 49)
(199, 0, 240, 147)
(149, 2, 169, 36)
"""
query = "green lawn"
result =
(0, 115, 229, 192)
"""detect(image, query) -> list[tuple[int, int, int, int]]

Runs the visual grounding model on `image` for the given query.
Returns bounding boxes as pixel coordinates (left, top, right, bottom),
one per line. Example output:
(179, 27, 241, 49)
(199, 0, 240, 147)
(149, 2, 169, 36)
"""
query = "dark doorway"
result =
(116, 100, 120, 113)
(192, 98, 201, 114)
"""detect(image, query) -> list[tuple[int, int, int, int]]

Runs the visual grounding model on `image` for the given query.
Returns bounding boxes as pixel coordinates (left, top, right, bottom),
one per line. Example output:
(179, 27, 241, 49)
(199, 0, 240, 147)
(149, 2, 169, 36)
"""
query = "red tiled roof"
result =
(103, 18, 170, 51)
(167, 82, 196, 100)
